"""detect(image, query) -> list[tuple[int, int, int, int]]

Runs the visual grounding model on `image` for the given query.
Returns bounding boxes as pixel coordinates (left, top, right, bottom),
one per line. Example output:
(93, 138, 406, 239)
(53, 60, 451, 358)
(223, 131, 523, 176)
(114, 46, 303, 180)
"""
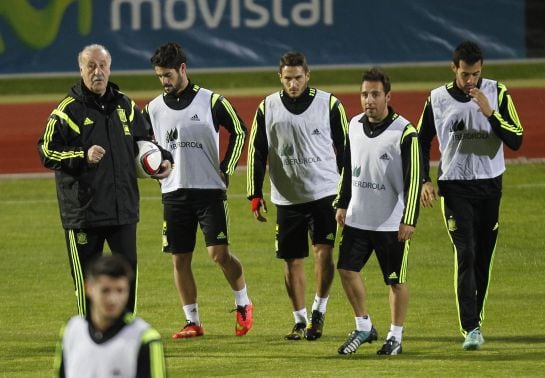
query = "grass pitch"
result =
(1, 165, 545, 377)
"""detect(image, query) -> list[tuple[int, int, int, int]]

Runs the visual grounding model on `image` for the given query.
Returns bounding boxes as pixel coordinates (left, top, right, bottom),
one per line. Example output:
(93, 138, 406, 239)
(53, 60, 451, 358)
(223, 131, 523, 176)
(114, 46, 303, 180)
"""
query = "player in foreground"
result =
(417, 41, 523, 350)
(335, 68, 422, 355)
(54, 255, 166, 377)
(247, 51, 348, 341)
(37, 44, 171, 316)
(143, 42, 253, 339)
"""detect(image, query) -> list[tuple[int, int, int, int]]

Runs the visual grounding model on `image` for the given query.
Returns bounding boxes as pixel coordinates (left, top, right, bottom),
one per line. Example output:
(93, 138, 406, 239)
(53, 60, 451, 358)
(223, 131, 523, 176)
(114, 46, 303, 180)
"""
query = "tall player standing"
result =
(417, 41, 523, 350)
(247, 51, 348, 341)
(143, 42, 253, 338)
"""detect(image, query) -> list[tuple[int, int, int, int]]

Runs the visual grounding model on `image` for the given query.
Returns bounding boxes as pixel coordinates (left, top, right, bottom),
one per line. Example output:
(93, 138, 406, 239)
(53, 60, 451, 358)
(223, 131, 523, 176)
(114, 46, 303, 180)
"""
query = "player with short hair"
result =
(247, 51, 348, 341)
(335, 68, 422, 355)
(143, 42, 253, 339)
(54, 255, 166, 377)
(37, 44, 172, 316)
(417, 40, 523, 350)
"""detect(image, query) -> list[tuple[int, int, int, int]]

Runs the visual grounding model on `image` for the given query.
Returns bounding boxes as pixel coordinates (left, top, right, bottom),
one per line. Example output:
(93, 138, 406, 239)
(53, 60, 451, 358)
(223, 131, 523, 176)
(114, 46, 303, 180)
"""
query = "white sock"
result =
(293, 308, 308, 324)
(311, 294, 329, 313)
(183, 303, 200, 325)
(387, 324, 403, 342)
(234, 285, 251, 307)
(355, 315, 372, 332)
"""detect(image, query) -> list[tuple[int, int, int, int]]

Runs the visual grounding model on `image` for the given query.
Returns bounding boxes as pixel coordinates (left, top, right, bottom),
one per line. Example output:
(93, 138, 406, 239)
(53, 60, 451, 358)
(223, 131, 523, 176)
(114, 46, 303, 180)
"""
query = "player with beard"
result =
(143, 42, 253, 339)
(335, 68, 422, 355)
(417, 41, 523, 350)
(247, 51, 348, 341)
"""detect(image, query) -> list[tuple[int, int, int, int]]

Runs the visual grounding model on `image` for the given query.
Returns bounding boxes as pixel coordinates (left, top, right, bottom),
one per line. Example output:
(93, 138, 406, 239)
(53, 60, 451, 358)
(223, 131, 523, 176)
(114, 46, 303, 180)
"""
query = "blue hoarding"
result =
(0, 0, 525, 75)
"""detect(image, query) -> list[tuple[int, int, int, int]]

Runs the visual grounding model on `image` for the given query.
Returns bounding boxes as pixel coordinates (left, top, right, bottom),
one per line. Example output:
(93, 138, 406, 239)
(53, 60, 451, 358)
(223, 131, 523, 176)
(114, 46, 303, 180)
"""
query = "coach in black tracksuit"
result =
(37, 44, 171, 316)
(417, 41, 523, 350)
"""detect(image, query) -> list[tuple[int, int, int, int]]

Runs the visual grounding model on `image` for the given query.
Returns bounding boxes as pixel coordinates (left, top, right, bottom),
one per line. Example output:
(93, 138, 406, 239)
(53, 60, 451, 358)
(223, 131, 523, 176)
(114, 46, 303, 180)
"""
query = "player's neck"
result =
(90, 311, 116, 333)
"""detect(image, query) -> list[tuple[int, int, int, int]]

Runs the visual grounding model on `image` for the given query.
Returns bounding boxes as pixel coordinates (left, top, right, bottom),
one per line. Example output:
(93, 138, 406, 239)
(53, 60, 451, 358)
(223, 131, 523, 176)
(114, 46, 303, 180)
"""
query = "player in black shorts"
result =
(247, 51, 348, 341)
(144, 43, 253, 339)
(335, 68, 422, 356)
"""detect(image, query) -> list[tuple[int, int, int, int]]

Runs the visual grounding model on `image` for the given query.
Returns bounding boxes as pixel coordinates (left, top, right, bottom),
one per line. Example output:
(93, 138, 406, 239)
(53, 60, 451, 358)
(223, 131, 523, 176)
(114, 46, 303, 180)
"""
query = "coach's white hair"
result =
(78, 44, 112, 68)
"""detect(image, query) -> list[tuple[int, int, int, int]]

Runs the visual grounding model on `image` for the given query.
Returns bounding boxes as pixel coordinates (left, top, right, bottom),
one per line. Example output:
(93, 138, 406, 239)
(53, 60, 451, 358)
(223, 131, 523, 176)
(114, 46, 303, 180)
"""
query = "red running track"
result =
(0, 88, 542, 174)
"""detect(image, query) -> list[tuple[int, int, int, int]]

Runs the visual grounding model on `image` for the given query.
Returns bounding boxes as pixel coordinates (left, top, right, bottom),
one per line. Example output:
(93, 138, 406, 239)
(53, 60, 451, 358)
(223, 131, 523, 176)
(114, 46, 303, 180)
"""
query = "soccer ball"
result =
(135, 140, 162, 178)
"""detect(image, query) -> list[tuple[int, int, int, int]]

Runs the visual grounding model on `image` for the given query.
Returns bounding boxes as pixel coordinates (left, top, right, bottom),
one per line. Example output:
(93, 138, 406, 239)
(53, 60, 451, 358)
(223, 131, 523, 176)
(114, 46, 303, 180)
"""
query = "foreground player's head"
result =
(151, 42, 189, 94)
(78, 44, 112, 96)
(86, 255, 134, 325)
(451, 41, 483, 94)
(278, 51, 310, 99)
(360, 67, 391, 123)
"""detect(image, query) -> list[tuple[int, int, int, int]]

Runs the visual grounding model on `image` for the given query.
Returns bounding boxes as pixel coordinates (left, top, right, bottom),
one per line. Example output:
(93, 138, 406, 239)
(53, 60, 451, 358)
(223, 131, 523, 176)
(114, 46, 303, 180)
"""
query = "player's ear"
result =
(84, 280, 93, 297)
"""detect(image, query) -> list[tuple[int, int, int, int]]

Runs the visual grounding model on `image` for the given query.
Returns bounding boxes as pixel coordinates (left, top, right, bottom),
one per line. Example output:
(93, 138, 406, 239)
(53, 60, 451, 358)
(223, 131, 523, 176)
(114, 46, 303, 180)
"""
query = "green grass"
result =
(1, 61, 544, 98)
(1, 164, 545, 377)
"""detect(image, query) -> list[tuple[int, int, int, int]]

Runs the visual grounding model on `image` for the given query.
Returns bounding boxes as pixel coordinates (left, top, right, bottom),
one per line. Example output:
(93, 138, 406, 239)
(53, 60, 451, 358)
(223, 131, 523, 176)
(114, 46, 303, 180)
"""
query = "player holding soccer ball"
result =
(143, 42, 253, 338)
(37, 44, 172, 316)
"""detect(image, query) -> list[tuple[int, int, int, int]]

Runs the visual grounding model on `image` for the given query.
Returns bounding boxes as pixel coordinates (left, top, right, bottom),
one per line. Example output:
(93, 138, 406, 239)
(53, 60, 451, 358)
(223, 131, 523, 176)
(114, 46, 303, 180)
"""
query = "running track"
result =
(0, 88, 542, 174)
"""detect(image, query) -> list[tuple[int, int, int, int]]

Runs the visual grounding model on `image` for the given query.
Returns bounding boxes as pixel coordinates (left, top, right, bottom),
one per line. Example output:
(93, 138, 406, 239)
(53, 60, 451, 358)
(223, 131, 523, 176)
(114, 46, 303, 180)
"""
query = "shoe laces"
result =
(183, 320, 199, 329)
(339, 331, 364, 352)
(384, 336, 397, 346)
(347, 330, 365, 344)
(310, 310, 324, 326)
(231, 305, 248, 321)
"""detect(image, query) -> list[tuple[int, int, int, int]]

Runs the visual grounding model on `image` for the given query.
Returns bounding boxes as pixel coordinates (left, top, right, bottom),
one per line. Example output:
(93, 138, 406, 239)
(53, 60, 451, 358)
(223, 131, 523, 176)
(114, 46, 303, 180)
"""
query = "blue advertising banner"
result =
(0, 0, 526, 75)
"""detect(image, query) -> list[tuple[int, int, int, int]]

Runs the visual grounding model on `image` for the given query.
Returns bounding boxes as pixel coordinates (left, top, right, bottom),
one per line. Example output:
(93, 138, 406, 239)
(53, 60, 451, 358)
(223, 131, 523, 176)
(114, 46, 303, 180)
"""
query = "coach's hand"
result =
(420, 182, 438, 208)
(87, 145, 106, 164)
(251, 197, 268, 222)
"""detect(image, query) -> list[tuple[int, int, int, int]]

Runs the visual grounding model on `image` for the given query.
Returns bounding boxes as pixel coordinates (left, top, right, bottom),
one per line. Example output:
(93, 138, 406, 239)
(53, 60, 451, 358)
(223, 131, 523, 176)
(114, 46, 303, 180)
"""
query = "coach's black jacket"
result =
(37, 80, 153, 229)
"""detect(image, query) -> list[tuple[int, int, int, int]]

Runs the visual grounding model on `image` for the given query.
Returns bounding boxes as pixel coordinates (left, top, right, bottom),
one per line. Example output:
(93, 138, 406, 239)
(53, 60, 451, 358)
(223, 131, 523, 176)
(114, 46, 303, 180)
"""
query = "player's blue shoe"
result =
(463, 328, 484, 350)
(338, 327, 378, 355)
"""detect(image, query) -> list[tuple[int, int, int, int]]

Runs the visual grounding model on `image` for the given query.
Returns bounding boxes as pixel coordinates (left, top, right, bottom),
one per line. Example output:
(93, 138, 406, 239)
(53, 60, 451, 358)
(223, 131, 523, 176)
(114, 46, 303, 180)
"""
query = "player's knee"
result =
(172, 253, 191, 271)
(210, 248, 230, 266)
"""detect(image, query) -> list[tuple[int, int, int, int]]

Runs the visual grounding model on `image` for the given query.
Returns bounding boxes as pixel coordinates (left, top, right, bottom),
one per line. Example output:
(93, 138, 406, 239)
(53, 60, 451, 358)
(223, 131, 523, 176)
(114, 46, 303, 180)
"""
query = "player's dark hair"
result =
(87, 255, 134, 283)
(453, 41, 483, 67)
(279, 51, 309, 73)
(150, 42, 187, 69)
(362, 67, 391, 94)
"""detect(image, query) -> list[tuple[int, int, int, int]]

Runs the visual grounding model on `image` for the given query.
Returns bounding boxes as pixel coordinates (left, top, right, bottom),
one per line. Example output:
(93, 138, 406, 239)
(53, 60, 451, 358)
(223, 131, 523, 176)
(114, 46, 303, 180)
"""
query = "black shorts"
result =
(162, 198, 229, 254)
(337, 225, 409, 285)
(276, 195, 337, 259)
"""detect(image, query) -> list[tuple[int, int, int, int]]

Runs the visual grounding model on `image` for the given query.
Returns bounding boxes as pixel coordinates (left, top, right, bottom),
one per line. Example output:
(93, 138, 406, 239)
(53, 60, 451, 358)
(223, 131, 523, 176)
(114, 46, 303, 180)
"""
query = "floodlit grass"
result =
(1, 165, 544, 377)
(1, 61, 544, 97)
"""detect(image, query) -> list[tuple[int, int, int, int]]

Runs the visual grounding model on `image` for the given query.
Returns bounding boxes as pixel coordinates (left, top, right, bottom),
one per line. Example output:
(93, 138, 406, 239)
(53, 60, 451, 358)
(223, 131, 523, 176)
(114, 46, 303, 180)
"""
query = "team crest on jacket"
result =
(76, 232, 88, 245)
